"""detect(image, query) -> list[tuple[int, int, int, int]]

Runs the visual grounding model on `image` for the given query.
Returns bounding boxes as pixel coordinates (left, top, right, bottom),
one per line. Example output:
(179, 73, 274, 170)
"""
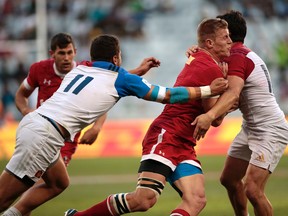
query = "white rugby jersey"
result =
(228, 43, 286, 127)
(36, 61, 153, 140)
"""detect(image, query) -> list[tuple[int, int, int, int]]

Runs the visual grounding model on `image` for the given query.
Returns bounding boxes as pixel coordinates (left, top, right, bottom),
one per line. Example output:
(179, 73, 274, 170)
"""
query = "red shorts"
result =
(141, 125, 201, 171)
(60, 132, 81, 166)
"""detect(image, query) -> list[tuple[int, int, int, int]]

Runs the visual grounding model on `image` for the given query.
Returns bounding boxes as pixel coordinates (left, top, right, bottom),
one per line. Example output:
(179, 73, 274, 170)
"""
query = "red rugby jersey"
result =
(152, 50, 224, 144)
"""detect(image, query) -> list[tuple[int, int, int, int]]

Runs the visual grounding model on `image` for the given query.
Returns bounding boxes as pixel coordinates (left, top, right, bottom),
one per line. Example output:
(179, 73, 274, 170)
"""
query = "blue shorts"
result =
(167, 163, 203, 184)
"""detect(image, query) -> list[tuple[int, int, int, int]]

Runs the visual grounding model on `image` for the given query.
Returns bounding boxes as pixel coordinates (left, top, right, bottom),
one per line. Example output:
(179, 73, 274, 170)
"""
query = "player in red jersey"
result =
(65, 18, 232, 216)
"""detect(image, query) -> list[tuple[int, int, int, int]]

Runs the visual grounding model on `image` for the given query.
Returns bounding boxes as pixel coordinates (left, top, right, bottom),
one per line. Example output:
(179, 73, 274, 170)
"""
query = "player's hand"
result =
(186, 45, 199, 57)
(210, 78, 228, 96)
(129, 57, 161, 76)
(191, 113, 213, 140)
(218, 62, 228, 78)
(228, 99, 239, 113)
(79, 128, 100, 145)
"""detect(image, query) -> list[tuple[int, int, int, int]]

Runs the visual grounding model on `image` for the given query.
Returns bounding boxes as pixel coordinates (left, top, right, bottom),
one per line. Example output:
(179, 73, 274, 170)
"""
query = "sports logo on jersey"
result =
(43, 79, 51, 85)
(255, 153, 265, 162)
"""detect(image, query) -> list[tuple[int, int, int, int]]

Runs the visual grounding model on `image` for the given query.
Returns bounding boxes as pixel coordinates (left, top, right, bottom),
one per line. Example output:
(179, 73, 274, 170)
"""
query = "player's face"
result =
(51, 43, 76, 74)
(211, 28, 232, 60)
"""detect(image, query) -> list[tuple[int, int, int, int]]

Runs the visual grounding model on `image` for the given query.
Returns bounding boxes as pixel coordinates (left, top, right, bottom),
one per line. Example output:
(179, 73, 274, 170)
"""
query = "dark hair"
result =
(50, 32, 75, 51)
(197, 18, 229, 46)
(217, 10, 247, 43)
(90, 34, 120, 62)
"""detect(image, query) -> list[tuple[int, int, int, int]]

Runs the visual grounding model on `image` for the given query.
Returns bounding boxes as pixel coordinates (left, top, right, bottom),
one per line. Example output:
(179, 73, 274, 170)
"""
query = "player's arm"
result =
(192, 75, 244, 140)
(143, 77, 228, 103)
(202, 97, 226, 127)
(128, 57, 160, 76)
(79, 113, 107, 145)
(15, 81, 35, 116)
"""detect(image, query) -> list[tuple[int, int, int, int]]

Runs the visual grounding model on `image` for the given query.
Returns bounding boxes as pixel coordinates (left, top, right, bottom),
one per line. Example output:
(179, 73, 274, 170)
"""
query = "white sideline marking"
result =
(70, 174, 138, 185)
(69, 169, 287, 185)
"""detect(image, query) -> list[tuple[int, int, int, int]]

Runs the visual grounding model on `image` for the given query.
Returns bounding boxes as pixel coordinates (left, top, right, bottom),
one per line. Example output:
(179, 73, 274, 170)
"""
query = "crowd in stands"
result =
(0, 0, 288, 124)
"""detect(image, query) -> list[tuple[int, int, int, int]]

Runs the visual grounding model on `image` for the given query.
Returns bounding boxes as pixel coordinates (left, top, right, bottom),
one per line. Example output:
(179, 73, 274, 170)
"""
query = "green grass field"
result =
(1, 155, 288, 216)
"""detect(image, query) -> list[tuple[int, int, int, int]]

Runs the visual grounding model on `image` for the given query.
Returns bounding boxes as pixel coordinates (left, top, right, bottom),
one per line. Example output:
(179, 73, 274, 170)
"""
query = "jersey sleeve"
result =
(26, 63, 40, 89)
(115, 69, 151, 98)
(227, 54, 246, 80)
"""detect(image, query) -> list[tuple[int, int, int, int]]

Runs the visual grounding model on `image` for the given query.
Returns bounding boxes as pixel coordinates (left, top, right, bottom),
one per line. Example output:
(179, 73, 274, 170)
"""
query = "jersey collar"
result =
(92, 61, 121, 72)
(53, 61, 77, 78)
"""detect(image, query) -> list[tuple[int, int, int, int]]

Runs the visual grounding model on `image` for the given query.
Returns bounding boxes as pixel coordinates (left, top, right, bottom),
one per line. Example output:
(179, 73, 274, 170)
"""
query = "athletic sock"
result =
(170, 209, 190, 216)
(75, 196, 115, 216)
(2, 207, 22, 216)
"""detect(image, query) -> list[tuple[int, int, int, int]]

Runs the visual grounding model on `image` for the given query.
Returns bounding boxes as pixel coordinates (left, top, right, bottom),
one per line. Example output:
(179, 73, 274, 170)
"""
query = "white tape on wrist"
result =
(200, 86, 211, 98)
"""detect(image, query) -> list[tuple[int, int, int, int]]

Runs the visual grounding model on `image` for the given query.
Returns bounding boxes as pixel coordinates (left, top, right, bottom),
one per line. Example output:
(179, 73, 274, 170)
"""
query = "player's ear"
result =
(112, 55, 117, 65)
(206, 39, 214, 48)
(112, 54, 121, 66)
(49, 50, 55, 58)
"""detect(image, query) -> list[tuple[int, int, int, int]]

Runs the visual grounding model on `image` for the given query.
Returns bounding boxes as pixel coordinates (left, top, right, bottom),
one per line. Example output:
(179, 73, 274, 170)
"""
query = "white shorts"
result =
(228, 121, 288, 173)
(6, 112, 64, 184)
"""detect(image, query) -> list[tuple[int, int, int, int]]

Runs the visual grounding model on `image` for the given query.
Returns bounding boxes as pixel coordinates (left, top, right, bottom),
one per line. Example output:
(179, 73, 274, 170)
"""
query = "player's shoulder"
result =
(30, 58, 54, 71)
(192, 50, 216, 64)
(78, 60, 92, 66)
(230, 43, 251, 56)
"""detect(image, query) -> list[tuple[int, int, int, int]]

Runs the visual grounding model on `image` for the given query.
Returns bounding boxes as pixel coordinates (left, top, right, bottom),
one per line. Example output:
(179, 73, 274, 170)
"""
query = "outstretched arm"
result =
(143, 77, 228, 104)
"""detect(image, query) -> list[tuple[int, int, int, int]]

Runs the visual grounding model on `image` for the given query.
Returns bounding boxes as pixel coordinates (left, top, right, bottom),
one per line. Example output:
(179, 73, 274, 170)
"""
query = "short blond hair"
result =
(197, 18, 228, 46)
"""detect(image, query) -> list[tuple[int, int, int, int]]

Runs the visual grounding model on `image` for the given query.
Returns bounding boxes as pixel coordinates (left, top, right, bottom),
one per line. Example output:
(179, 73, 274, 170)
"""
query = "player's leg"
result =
(169, 163, 206, 216)
(0, 112, 50, 213)
(124, 171, 166, 212)
(20, 138, 77, 216)
(220, 127, 250, 216)
(3, 112, 70, 215)
(220, 156, 249, 216)
(0, 170, 31, 213)
(19, 178, 45, 216)
(13, 157, 69, 215)
(244, 164, 271, 216)
(66, 160, 168, 216)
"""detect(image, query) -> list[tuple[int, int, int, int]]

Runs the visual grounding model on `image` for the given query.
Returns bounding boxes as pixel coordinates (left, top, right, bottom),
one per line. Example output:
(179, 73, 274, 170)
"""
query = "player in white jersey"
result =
(191, 11, 288, 216)
(0, 34, 228, 215)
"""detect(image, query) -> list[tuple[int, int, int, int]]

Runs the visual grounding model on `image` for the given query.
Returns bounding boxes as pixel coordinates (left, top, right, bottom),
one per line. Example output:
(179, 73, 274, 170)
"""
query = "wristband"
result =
(200, 86, 211, 98)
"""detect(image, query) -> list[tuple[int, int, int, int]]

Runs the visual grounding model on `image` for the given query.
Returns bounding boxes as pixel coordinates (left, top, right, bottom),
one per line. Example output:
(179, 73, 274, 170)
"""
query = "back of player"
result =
(228, 44, 287, 126)
(36, 61, 151, 141)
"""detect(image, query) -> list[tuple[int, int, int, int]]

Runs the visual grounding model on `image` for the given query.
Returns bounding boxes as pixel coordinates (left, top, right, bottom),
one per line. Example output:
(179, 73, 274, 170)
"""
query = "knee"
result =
(55, 178, 69, 194)
(47, 177, 70, 196)
(220, 173, 230, 188)
(244, 181, 259, 203)
(134, 190, 158, 212)
(220, 173, 238, 190)
(184, 191, 207, 211)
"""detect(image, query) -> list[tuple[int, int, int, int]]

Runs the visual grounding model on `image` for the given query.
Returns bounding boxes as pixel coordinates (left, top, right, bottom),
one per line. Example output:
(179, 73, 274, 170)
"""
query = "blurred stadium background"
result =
(0, 0, 288, 122)
(0, 1, 288, 215)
